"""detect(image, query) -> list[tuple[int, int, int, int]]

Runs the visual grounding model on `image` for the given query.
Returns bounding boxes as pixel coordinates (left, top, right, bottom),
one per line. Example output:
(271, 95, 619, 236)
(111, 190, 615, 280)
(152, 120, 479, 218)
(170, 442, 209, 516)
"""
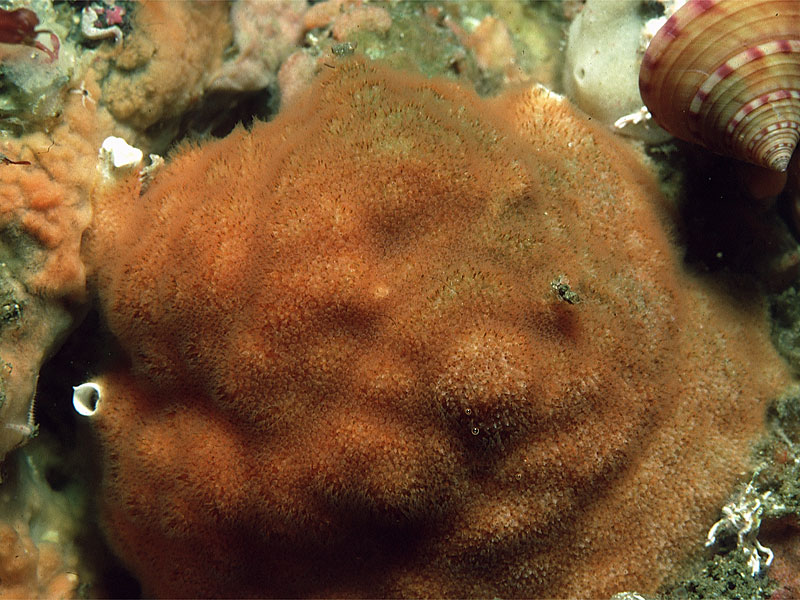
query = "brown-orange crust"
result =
(84, 58, 791, 598)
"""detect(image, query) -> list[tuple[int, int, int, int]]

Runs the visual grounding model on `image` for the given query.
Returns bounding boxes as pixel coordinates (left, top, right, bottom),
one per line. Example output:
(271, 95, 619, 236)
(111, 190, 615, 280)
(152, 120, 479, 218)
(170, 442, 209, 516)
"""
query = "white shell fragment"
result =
(100, 136, 144, 169)
(639, 0, 800, 171)
(73, 382, 101, 417)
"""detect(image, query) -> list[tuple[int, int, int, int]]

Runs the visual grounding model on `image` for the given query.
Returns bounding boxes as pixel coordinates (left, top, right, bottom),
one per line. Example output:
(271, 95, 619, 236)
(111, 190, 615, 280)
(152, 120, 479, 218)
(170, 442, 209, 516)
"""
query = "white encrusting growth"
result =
(100, 136, 144, 169)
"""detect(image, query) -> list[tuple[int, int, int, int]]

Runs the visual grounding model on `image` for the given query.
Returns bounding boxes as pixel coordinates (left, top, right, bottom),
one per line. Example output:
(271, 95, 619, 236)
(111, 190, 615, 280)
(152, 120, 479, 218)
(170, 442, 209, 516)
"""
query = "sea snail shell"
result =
(639, 0, 800, 172)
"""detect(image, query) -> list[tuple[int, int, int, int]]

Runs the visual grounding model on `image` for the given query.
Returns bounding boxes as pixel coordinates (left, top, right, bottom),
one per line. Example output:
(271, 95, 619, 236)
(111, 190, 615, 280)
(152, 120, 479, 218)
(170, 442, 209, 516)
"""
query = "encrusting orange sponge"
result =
(82, 58, 791, 598)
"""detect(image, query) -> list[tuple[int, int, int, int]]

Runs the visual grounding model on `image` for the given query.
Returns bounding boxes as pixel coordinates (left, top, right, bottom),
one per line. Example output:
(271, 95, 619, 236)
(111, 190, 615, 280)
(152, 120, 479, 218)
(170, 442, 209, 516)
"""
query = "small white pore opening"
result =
(73, 382, 101, 417)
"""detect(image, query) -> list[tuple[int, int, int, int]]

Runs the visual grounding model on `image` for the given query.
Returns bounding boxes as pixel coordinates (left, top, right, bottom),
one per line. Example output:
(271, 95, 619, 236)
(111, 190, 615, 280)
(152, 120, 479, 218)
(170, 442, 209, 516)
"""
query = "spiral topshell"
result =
(639, 0, 800, 172)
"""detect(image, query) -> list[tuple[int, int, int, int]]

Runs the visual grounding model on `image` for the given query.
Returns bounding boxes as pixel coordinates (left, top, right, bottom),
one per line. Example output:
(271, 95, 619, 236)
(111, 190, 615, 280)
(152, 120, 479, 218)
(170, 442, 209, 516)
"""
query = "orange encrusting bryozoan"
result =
(84, 58, 791, 598)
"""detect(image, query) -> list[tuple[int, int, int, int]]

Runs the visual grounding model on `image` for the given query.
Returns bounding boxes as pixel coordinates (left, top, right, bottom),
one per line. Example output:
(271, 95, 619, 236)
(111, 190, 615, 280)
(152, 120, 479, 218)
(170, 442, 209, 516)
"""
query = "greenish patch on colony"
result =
(657, 387, 800, 599)
(346, 1, 482, 84)
(771, 286, 800, 373)
(662, 553, 774, 600)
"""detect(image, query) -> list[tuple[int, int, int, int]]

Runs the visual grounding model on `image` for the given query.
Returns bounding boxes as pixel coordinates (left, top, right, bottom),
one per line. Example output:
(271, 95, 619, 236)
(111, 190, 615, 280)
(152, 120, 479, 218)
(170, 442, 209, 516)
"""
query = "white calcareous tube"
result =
(72, 382, 101, 417)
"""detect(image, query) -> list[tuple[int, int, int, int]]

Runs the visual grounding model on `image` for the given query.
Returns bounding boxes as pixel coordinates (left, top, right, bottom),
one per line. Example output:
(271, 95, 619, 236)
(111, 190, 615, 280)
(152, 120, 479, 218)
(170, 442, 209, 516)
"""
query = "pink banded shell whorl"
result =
(639, 0, 800, 171)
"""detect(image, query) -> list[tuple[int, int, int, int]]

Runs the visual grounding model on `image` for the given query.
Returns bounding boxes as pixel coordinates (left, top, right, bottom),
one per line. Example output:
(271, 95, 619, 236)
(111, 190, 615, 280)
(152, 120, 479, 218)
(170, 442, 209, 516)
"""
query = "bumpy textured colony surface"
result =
(84, 59, 789, 598)
(0, 82, 112, 461)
